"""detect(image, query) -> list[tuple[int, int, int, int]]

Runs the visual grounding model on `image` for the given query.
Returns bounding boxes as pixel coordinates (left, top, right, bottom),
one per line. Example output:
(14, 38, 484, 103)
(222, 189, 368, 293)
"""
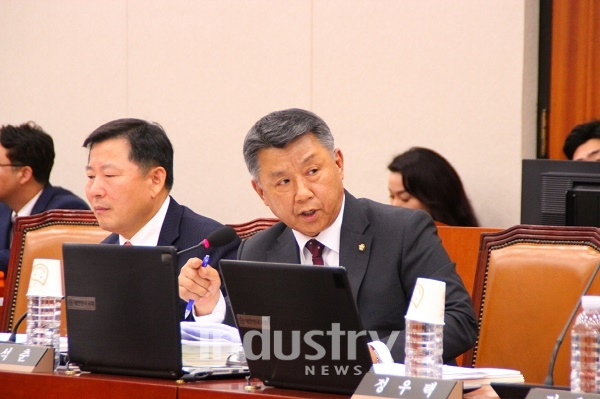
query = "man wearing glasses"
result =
(0, 122, 89, 273)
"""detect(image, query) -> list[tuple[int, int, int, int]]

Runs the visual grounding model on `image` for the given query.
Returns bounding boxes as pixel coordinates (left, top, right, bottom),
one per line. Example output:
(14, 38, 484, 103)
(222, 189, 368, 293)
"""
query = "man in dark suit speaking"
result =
(237, 108, 477, 363)
(0, 122, 89, 274)
(179, 108, 477, 363)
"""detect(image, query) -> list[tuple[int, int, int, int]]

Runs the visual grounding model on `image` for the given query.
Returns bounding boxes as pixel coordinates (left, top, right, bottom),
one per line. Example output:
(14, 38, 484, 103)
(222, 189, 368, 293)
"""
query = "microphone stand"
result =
(8, 312, 28, 343)
(544, 260, 600, 386)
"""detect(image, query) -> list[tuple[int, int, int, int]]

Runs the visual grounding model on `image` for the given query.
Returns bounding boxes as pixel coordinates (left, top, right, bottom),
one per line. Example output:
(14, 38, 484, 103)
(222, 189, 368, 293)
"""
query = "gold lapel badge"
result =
(358, 243, 366, 252)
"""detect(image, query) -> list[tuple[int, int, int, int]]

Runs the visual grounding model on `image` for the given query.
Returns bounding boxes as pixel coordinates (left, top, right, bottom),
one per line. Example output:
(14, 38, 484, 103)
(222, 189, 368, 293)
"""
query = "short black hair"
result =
(563, 120, 600, 160)
(83, 118, 174, 190)
(0, 121, 54, 184)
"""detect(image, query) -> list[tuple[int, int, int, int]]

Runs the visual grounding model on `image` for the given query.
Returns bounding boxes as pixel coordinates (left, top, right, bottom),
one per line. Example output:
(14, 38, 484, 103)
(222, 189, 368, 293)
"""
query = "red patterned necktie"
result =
(124, 241, 132, 246)
(305, 239, 324, 266)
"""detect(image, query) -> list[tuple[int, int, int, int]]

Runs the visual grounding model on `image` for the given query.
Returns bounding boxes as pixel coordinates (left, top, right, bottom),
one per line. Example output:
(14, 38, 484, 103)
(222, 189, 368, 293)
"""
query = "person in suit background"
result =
(83, 118, 240, 321)
(0, 122, 89, 274)
(387, 147, 479, 227)
(563, 120, 600, 161)
(178, 108, 477, 363)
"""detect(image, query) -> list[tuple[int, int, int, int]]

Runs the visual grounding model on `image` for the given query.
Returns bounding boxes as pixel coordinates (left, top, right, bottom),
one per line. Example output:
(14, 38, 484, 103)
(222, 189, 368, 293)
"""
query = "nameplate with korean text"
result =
(352, 370, 462, 399)
(0, 342, 54, 373)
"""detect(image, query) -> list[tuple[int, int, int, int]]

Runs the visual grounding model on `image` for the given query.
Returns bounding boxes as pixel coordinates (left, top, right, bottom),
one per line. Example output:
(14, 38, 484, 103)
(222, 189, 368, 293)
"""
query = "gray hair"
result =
(243, 108, 335, 180)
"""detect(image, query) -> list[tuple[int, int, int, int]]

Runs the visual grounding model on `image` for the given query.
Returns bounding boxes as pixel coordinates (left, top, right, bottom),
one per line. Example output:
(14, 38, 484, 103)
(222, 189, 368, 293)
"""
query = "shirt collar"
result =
(12, 189, 43, 221)
(292, 194, 345, 264)
(119, 196, 171, 246)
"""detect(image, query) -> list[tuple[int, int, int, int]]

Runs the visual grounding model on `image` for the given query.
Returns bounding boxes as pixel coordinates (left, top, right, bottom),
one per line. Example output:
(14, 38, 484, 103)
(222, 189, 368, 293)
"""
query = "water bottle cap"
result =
(405, 278, 446, 325)
(26, 258, 64, 297)
(581, 295, 600, 310)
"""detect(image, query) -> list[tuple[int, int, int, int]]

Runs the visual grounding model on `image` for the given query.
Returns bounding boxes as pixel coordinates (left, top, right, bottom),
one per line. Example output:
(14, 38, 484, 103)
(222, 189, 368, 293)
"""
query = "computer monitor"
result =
(566, 187, 600, 227)
(521, 159, 600, 226)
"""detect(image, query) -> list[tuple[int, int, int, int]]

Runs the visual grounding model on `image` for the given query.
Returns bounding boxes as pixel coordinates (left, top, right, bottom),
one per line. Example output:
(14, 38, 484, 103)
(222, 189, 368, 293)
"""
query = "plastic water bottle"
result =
(26, 295, 61, 370)
(404, 319, 443, 378)
(570, 295, 600, 393)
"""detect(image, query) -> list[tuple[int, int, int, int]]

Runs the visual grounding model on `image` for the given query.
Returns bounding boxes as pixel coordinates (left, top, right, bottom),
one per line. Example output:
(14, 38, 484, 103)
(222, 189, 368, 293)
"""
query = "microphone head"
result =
(204, 226, 238, 248)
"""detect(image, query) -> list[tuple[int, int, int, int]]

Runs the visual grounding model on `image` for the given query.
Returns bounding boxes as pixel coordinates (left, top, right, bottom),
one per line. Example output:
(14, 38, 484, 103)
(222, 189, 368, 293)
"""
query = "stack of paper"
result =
(180, 322, 243, 367)
(373, 363, 524, 385)
(441, 365, 525, 384)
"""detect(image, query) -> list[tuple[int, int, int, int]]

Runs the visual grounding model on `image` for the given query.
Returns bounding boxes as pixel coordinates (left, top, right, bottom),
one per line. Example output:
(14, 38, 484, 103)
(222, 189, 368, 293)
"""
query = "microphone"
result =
(8, 311, 28, 343)
(544, 259, 600, 386)
(177, 225, 238, 256)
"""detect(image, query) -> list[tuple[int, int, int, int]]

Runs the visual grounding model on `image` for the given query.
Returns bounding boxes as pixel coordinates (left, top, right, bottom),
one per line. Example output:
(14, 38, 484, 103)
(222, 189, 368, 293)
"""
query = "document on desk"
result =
(373, 363, 524, 385)
(180, 321, 243, 367)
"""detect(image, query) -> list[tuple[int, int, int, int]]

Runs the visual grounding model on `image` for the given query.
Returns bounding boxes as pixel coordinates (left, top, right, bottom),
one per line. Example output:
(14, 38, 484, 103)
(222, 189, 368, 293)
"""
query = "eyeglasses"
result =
(0, 164, 26, 167)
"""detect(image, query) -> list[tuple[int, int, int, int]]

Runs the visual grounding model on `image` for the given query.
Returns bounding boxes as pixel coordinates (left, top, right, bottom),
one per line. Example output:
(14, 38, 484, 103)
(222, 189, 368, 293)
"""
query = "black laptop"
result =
(219, 259, 373, 395)
(62, 243, 248, 381)
(62, 243, 184, 379)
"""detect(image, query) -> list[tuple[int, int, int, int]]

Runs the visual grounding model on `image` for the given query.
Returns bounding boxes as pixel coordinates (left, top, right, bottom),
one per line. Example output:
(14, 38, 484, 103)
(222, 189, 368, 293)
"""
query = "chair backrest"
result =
(1, 209, 109, 336)
(436, 225, 502, 367)
(227, 217, 279, 241)
(437, 226, 502, 296)
(463, 224, 600, 386)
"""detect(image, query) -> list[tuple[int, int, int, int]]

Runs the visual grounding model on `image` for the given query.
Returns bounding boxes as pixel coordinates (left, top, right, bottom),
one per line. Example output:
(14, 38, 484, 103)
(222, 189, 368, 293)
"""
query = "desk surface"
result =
(179, 379, 349, 399)
(0, 369, 499, 399)
(0, 370, 179, 399)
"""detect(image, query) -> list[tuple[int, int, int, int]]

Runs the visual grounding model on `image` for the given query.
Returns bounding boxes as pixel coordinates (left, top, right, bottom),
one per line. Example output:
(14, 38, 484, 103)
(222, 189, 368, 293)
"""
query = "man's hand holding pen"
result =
(179, 255, 222, 318)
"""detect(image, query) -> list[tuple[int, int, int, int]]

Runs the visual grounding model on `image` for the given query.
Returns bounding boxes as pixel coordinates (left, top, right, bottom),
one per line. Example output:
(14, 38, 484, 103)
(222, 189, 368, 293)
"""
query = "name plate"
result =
(352, 370, 462, 399)
(0, 342, 54, 373)
(527, 388, 600, 399)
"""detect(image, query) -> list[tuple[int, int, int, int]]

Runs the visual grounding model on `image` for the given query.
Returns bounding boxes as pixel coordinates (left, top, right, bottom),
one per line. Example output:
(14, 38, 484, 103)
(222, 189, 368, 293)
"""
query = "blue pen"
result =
(184, 255, 211, 319)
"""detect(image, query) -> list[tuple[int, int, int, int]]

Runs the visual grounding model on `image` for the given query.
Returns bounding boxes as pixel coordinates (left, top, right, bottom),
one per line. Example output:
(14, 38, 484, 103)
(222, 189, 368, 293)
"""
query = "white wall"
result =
(0, 0, 538, 228)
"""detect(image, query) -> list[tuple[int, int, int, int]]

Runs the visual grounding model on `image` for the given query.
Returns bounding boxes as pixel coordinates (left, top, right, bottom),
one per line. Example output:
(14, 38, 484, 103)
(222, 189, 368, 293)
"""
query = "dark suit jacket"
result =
(101, 196, 241, 321)
(0, 184, 89, 273)
(237, 190, 478, 363)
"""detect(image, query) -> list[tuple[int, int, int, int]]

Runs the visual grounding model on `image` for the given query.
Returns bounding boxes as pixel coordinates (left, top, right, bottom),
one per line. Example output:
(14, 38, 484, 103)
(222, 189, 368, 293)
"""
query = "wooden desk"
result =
(179, 379, 349, 399)
(0, 369, 501, 399)
(0, 370, 179, 399)
(465, 385, 499, 399)
(179, 381, 499, 399)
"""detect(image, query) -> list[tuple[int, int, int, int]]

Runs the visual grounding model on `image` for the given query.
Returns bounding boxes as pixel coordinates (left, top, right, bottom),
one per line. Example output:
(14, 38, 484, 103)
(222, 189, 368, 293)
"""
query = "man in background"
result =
(0, 122, 89, 274)
(563, 120, 600, 161)
(83, 118, 240, 321)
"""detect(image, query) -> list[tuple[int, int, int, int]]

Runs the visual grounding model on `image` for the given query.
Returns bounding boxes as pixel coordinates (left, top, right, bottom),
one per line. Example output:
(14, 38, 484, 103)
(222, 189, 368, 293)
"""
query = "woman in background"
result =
(387, 147, 479, 226)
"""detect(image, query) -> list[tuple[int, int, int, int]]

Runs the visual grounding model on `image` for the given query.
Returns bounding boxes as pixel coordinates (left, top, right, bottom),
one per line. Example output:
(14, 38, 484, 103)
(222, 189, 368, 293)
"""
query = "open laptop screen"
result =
(220, 259, 373, 395)
(63, 243, 183, 379)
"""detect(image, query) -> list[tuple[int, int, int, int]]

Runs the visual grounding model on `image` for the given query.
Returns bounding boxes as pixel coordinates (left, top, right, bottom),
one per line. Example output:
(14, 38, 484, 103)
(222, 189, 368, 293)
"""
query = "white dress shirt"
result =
(291, 195, 392, 363)
(11, 189, 43, 221)
(117, 196, 226, 323)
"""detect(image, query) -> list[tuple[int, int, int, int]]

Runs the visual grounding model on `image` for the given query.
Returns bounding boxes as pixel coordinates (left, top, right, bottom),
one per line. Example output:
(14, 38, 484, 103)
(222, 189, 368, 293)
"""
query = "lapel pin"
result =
(358, 244, 366, 252)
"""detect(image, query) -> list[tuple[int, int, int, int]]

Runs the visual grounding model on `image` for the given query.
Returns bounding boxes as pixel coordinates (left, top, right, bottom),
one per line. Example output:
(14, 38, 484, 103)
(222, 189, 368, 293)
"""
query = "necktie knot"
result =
(305, 239, 324, 266)
(123, 241, 132, 246)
